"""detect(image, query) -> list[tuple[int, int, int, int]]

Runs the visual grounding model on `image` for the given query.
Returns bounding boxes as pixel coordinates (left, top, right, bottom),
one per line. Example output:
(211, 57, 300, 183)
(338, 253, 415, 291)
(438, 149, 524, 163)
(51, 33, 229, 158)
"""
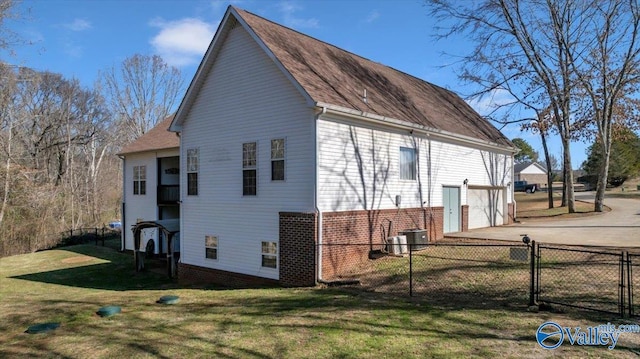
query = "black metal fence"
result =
(535, 244, 625, 316)
(0, 227, 120, 258)
(318, 240, 640, 317)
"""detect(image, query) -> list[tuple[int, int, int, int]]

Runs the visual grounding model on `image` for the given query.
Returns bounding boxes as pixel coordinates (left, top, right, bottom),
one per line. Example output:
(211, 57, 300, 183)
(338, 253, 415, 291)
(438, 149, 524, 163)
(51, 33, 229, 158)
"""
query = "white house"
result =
(514, 161, 547, 186)
(124, 6, 516, 287)
(118, 115, 180, 255)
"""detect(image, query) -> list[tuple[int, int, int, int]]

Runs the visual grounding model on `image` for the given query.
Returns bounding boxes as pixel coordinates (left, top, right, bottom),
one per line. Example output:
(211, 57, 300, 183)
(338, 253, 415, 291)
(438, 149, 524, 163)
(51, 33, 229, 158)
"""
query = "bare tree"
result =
(564, 1, 640, 212)
(100, 54, 184, 145)
(427, 0, 592, 212)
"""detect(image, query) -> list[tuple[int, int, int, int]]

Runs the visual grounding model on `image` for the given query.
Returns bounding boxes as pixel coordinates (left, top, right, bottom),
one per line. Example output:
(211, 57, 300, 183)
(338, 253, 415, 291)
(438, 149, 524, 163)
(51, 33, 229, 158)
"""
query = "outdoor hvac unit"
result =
(387, 235, 408, 255)
(401, 229, 428, 250)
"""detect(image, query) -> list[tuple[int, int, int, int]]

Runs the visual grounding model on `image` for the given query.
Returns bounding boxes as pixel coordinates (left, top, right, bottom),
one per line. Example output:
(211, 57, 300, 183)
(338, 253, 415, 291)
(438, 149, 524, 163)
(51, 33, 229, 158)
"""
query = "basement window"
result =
(205, 235, 218, 260)
(261, 241, 277, 268)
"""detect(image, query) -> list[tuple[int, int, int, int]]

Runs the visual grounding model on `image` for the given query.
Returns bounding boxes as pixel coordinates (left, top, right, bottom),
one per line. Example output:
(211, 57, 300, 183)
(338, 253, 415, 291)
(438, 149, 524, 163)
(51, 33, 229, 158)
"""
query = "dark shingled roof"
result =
(234, 7, 511, 147)
(118, 115, 179, 155)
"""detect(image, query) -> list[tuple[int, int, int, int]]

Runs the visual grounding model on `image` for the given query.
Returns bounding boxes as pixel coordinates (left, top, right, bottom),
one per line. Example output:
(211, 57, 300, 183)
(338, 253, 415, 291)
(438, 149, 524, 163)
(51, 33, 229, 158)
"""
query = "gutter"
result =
(314, 106, 326, 282)
(315, 102, 517, 155)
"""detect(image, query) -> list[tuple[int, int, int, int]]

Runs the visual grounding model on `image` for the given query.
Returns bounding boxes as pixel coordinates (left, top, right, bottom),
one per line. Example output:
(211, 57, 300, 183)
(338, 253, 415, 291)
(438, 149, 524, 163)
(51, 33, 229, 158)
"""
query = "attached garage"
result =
(467, 186, 507, 229)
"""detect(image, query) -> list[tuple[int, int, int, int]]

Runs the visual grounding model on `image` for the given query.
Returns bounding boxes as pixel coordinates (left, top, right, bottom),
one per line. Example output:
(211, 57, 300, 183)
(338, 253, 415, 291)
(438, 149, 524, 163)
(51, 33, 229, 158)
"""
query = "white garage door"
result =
(468, 187, 505, 229)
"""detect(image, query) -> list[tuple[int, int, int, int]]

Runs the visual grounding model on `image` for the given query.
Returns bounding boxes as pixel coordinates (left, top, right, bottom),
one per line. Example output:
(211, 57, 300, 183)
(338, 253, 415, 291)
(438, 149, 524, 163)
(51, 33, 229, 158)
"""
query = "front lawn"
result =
(1, 244, 639, 358)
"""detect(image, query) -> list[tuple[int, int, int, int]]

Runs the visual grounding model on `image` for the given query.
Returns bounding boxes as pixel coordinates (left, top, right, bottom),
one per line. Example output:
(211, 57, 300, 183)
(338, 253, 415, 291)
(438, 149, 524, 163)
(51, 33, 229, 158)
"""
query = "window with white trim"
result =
(399, 147, 417, 180)
(133, 165, 146, 195)
(243, 142, 257, 196)
(205, 235, 218, 260)
(271, 138, 285, 181)
(187, 148, 199, 196)
(261, 241, 277, 268)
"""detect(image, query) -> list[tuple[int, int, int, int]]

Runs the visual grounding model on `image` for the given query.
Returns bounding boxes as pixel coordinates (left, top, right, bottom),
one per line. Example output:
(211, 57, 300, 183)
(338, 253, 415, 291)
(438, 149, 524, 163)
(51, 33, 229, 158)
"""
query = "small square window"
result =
(205, 235, 218, 260)
(261, 241, 277, 268)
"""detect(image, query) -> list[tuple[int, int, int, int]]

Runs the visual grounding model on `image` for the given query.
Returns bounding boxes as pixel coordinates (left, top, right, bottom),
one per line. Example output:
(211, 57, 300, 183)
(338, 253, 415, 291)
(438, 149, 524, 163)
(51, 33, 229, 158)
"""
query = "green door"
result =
(443, 186, 460, 233)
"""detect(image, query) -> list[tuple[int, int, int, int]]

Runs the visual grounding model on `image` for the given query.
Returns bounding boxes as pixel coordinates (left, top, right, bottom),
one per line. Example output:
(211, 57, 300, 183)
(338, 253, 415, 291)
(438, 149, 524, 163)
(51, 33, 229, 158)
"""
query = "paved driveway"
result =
(446, 192, 640, 247)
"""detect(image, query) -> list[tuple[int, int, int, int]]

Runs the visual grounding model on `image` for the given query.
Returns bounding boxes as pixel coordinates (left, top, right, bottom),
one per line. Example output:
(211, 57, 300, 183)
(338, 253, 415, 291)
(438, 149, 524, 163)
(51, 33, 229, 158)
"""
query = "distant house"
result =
(118, 115, 180, 256)
(514, 162, 547, 186)
(124, 6, 516, 287)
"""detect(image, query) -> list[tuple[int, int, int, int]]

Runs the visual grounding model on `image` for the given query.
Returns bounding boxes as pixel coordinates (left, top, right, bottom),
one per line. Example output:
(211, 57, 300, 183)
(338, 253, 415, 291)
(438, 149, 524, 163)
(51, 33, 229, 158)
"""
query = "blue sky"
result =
(3, 0, 588, 168)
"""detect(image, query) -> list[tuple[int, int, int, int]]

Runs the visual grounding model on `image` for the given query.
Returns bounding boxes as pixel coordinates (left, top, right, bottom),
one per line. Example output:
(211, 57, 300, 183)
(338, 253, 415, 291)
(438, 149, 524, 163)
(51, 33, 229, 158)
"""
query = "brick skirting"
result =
(320, 207, 444, 279)
(178, 263, 279, 288)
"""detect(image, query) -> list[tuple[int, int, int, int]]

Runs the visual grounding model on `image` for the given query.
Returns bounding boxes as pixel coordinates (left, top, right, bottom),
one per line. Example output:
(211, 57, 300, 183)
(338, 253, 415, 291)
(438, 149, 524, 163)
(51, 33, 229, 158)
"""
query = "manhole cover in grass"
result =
(157, 295, 180, 305)
(26, 322, 60, 334)
(61, 256, 93, 264)
(96, 305, 121, 317)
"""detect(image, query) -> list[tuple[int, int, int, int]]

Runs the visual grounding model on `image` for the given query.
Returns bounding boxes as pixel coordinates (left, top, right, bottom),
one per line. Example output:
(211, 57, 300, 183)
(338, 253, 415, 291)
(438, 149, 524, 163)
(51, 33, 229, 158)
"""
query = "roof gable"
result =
(118, 115, 178, 155)
(514, 161, 547, 174)
(172, 6, 512, 148)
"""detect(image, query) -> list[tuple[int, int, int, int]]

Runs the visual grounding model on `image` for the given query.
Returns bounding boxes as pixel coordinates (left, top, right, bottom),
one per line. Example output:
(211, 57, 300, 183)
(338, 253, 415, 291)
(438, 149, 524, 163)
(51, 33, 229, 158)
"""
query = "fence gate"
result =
(535, 244, 625, 316)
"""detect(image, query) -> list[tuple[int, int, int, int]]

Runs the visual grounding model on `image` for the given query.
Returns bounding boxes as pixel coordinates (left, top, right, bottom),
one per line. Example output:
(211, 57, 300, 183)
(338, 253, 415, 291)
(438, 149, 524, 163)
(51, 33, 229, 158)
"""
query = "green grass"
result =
(1, 244, 640, 358)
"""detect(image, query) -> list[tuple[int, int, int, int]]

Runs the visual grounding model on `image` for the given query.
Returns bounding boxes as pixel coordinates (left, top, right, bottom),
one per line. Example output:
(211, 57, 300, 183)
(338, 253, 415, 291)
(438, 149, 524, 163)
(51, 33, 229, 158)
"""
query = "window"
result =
(133, 165, 146, 195)
(187, 148, 199, 196)
(271, 138, 285, 181)
(243, 142, 257, 196)
(205, 235, 218, 260)
(399, 147, 416, 180)
(261, 241, 277, 268)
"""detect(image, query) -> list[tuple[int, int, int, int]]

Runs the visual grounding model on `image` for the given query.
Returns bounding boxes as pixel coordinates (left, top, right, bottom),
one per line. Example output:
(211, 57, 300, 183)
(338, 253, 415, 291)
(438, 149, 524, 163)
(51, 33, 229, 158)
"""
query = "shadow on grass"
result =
(8, 244, 180, 291)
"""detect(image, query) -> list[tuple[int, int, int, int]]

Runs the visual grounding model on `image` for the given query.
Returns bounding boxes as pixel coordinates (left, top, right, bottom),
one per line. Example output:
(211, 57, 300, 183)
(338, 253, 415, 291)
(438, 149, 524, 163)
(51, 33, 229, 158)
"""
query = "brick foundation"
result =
(461, 205, 469, 232)
(320, 207, 444, 279)
(178, 263, 279, 288)
(279, 212, 317, 287)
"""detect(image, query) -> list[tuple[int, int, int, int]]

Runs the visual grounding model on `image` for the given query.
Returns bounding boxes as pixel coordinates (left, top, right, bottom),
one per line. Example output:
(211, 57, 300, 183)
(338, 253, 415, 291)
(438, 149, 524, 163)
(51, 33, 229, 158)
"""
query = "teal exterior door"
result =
(443, 186, 460, 233)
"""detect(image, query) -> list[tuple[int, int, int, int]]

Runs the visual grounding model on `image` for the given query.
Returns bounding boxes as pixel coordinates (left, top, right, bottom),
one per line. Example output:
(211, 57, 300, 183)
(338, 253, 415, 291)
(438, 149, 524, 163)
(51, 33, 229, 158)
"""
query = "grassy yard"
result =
(515, 192, 600, 219)
(2, 243, 640, 358)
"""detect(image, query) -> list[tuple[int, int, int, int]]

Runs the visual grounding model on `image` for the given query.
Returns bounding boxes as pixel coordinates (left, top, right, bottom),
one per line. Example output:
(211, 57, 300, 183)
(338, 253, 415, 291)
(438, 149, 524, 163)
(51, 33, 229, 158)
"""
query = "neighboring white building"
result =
(118, 116, 180, 255)
(123, 6, 516, 287)
(514, 161, 547, 186)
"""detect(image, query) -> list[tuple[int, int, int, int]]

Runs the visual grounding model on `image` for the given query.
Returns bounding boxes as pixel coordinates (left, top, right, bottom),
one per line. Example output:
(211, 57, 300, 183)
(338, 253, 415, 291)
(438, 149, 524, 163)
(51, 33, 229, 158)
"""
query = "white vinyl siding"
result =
(122, 149, 179, 251)
(178, 25, 314, 280)
(317, 116, 513, 217)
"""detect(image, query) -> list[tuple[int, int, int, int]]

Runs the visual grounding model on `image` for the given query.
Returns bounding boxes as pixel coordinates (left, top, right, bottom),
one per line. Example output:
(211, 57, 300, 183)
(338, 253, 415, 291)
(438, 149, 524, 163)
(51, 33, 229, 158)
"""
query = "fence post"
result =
(529, 240, 536, 307)
(628, 252, 633, 317)
(409, 244, 413, 297)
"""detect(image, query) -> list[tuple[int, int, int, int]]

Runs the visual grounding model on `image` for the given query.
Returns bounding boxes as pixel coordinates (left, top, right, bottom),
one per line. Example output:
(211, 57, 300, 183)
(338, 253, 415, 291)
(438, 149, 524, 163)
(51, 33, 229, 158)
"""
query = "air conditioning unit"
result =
(387, 235, 408, 255)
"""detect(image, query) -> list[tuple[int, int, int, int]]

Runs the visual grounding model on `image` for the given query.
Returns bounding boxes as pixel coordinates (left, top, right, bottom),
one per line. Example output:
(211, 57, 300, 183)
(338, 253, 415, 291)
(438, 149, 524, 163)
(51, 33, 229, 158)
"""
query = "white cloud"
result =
(365, 10, 380, 23)
(64, 18, 92, 32)
(278, 1, 319, 29)
(149, 17, 216, 67)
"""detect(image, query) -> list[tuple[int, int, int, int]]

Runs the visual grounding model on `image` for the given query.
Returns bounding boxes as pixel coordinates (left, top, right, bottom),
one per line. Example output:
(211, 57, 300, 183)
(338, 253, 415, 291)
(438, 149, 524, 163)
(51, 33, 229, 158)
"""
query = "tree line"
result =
(0, 56, 183, 249)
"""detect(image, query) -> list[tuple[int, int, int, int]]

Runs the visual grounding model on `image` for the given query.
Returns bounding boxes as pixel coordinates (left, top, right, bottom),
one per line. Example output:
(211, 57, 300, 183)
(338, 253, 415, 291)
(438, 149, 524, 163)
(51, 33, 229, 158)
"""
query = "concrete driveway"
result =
(446, 192, 640, 247)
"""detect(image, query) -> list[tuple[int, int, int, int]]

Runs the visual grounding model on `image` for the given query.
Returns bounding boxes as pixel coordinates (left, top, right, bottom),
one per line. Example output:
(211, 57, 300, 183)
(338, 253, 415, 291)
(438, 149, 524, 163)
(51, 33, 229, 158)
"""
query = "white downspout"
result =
(314, 106, 326, 282)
